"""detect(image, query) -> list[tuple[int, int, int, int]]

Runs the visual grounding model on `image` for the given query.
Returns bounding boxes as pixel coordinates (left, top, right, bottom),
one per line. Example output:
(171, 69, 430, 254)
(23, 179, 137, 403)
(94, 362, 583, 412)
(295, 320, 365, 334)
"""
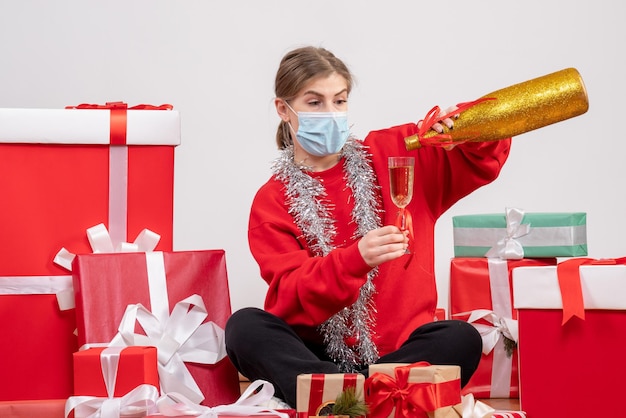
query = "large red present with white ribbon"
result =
(72, 250, 242, 407)
(449, 257, 556, 398)
(296, 373, 365, 418)
(0, 103, 179, 401)
(0, 102, 179, 276)
(512, 258, 626, 418)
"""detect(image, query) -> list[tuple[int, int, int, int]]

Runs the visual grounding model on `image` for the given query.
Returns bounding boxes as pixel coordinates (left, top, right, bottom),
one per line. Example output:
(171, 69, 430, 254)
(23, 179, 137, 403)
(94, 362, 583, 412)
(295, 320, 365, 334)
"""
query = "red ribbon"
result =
(394, 208, 414, 252)
(65, 102, 173, 145)
(557, 257, 626, 325)
(416, 97, 496, 148)
(365, 362, 460, 418)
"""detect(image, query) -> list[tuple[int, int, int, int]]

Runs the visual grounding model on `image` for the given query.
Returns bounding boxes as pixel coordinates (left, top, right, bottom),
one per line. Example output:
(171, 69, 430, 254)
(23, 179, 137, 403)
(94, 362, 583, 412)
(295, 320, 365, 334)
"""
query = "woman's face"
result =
(275, 72, 349, 169)
(283, 72, 349, 131)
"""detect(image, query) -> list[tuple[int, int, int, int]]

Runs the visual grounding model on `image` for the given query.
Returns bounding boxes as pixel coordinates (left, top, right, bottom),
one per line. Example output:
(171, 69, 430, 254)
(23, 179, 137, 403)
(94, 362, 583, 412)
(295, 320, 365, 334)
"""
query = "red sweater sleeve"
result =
(365, 123, 511, 219)
(248, 179, 372, 333)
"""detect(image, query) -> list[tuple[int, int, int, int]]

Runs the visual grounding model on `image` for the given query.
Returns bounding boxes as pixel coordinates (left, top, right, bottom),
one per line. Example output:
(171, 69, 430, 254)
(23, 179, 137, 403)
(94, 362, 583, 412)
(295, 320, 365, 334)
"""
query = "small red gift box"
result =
(73, 346, 159, 397)
(365, 362, 462, 417)
(0, 103, 179, 401)
(72, 249, 241, 407)
(296, 373, 365, 418)
(513, 259, 626, 418)
(449, 257, 556, 398)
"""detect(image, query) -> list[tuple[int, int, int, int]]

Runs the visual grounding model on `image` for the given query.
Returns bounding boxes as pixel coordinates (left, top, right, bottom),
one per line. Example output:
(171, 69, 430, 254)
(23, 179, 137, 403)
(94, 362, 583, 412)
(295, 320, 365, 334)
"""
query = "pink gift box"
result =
(513, 259, 626, 418)
(0, 104, 178, 401)
(72, 250, 241, 407)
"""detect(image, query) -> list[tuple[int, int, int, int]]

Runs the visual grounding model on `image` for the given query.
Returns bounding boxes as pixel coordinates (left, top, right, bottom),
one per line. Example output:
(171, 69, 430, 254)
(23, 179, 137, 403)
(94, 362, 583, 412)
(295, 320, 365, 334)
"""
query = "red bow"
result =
(416, 98, 496, 148)
(65, 101, 173, 145)
(394, 208, 414, 254)
(365, 362, 460, 418)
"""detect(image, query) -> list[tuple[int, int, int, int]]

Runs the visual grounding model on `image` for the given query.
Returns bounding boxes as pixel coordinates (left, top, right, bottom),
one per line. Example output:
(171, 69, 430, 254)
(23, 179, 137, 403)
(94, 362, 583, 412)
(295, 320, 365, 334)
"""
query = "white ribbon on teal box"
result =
(452, 208, 587, 259)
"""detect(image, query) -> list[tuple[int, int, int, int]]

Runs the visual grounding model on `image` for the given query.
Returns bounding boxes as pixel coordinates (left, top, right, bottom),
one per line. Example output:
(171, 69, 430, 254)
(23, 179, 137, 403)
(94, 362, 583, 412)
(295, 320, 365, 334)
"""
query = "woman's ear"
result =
(275, 98, 290, 122)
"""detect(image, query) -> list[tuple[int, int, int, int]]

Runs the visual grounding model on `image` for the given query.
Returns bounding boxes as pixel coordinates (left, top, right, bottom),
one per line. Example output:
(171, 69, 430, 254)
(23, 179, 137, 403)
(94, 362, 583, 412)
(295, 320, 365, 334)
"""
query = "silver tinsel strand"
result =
(271, 138, 382, 372)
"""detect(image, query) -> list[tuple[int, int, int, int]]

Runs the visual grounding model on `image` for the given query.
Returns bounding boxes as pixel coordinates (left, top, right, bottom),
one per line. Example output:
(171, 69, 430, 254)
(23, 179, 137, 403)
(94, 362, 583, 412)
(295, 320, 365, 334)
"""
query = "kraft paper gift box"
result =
(448, 257, 555, 398)
(72, 250, 242, 407)
(452, 208, 587, 258)
(0, 103, 179, 401)
(512, 258, 626, 418)
(365, 363, 462, 418)
(296, 373, 365, 418)
(73, 346, 160, 397)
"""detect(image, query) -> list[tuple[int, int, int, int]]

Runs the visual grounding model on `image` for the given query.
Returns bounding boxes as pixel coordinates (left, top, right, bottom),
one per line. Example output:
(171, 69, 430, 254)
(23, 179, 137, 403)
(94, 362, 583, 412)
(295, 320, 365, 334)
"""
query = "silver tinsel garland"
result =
(272, 138, 382, 372)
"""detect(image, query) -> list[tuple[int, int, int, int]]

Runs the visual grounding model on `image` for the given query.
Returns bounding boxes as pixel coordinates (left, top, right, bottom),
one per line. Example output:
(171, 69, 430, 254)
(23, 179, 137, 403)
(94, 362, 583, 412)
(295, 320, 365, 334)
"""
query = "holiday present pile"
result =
(0, 102, 179, 401)
(448, 207, 587, 399)
(513, 257, 626, 418)
(71, 249, 242, 407)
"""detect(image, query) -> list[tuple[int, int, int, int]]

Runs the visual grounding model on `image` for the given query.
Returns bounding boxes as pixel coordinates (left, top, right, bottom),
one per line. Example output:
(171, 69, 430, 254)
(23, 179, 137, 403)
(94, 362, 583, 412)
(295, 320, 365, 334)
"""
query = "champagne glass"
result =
(388, 156, 415, 251)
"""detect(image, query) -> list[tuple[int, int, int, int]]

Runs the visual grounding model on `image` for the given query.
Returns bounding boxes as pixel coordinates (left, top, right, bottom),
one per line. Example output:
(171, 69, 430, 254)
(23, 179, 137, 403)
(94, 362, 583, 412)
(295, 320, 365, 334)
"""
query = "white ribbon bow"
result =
(461, 394, 496, 418)
(485, 207, 531, 260)
(65, 346, 159, 418)
(109, 294, 227, 404)
(65, 384, 159, 418)
(462, 309, 518, 355)
(52, 223, 160, 310)
(54, 223, 161, 271)
(156, 379, 290, 418)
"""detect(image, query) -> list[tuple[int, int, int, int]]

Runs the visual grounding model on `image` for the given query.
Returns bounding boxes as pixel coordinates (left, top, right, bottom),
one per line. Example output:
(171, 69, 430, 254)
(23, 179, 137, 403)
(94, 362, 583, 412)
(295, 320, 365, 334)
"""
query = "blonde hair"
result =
(274, 46, 354, 149)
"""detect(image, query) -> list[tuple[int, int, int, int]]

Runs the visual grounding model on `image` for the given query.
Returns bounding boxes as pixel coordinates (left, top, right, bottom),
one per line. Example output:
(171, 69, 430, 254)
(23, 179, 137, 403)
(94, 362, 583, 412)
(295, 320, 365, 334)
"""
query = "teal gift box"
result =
(452, 209, 587, 258)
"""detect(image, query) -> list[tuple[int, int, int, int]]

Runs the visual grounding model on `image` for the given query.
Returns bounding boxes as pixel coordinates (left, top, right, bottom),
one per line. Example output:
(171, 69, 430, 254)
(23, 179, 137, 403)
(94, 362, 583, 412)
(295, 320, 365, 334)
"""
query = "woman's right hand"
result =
(358, 225, 409, 267)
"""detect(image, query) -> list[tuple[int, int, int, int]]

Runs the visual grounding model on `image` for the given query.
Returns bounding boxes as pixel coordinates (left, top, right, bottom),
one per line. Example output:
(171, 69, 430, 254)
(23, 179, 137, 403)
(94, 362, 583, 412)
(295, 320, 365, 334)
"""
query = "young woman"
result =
(225, 46, 511, 407)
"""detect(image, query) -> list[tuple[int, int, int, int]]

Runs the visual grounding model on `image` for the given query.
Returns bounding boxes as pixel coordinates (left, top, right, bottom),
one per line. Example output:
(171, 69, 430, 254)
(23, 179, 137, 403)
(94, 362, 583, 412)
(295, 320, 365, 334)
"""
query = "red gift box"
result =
(0, 104, 179, 401)
(73, 346, 159, 397)
(0, 276, 76, 401)
(513, 259, 626, 418)
(296, 373, 365, 418)
(0, 399, 65, 418)
(449, 257, 556, 398)
(72, 250, 241, 407)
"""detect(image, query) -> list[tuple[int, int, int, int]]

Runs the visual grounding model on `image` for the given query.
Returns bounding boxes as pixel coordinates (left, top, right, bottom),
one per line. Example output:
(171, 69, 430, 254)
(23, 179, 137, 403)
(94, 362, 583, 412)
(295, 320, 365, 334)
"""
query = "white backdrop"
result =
(2, 1, 624, 313)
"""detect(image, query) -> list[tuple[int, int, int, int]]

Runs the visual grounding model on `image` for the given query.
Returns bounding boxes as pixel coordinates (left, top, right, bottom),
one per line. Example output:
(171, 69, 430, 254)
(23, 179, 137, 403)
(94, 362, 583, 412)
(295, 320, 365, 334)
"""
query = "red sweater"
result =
(248, 123, 511, 356)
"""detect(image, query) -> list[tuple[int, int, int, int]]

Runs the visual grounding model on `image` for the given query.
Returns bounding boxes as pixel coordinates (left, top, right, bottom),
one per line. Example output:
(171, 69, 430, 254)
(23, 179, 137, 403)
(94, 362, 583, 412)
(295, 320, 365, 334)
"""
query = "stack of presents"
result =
(0, 104, 620, 418)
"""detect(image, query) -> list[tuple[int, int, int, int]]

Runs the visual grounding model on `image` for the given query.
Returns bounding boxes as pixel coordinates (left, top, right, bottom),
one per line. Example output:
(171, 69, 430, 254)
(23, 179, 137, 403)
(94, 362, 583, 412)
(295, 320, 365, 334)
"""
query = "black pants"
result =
(225, 307, 482, 408)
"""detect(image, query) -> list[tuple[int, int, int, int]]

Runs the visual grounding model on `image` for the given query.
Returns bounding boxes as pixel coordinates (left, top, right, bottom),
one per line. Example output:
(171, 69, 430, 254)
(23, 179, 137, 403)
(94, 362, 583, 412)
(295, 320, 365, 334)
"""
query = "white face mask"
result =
(285, 103, 350, 157)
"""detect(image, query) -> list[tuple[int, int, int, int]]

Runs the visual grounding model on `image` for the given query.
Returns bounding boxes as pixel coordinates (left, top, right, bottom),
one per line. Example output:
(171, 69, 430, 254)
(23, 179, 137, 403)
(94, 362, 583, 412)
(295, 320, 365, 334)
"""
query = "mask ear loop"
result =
(280, 99, 297, 148)
(281, 121, 293, 148)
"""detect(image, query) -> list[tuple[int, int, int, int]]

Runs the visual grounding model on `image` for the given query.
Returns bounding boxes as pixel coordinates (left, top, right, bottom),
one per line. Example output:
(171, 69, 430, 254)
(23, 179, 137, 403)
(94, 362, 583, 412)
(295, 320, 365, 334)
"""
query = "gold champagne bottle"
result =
(404, 67, 589, 150)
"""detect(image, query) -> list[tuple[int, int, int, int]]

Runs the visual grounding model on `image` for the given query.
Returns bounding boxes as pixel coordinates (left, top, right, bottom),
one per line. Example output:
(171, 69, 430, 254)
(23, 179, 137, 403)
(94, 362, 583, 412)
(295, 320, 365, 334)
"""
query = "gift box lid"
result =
(513, 264, 626, 310)
(0, 106, 180, 145)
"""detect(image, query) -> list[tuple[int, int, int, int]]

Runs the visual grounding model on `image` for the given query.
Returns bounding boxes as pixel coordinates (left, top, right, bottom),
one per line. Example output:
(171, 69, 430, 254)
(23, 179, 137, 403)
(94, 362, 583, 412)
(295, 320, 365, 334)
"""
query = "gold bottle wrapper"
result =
(405, 67, 589, 150)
